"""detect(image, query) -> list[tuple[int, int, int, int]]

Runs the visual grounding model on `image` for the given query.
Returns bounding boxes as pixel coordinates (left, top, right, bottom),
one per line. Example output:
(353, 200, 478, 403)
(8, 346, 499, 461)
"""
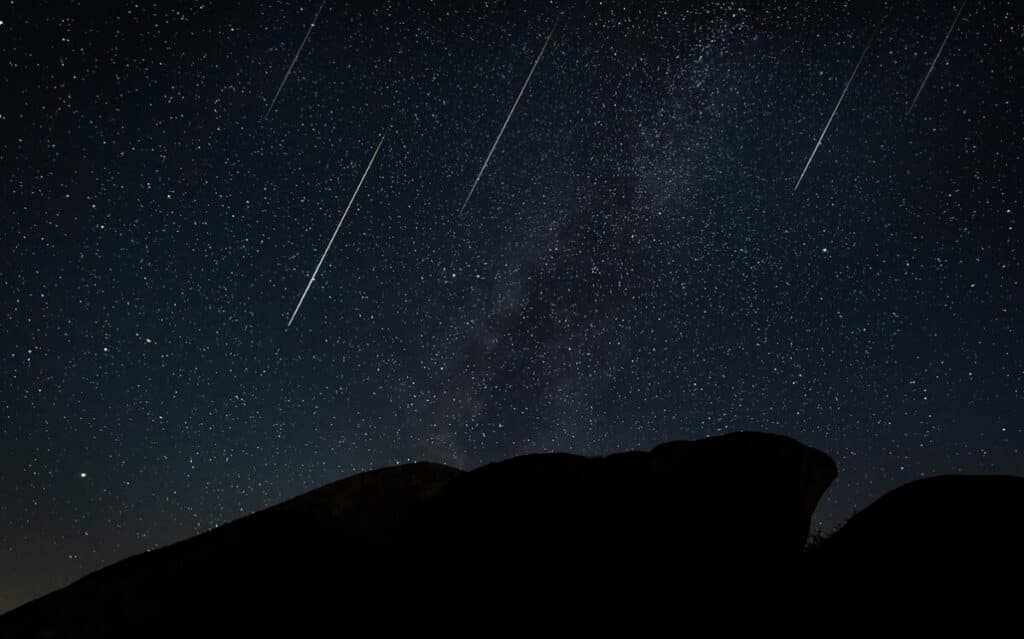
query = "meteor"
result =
(264, 0, 328, 121)
(794, 14, 888, 191)
(287, 127, 388, 327)
(457, 19, 559, 216)
(907, 0, 969, 115)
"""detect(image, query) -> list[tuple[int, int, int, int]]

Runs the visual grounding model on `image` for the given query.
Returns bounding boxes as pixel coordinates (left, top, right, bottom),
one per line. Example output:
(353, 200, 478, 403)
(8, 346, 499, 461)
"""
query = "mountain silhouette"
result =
(810, 474, 1024, 572)
(2, 432, 1020, 634)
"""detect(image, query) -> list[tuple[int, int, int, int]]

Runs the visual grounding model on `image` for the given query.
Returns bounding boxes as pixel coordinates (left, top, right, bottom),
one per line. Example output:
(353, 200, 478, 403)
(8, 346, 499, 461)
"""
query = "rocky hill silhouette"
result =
(810, 474, 1024, 572)
(2, 431, 1021, 634)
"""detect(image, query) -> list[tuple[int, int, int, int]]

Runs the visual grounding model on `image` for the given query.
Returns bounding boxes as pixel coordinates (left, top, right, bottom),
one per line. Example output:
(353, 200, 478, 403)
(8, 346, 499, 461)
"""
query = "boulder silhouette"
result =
(0, 432, 835, 636)
(421, 432, 838, 573)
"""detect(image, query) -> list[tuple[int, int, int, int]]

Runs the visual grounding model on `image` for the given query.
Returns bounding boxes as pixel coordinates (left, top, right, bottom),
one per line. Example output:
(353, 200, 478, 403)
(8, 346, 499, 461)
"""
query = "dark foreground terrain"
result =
(2, 432, 1021, 634)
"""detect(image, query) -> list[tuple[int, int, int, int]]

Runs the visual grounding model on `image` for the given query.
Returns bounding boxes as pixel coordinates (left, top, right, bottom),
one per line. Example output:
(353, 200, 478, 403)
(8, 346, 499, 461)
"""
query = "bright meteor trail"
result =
(794, 15, 887, 191)
(907, 0, 968, 115)
(457, 20, 559, 216)
(287, 127, 388, 327)
(264, 0, 327, 121)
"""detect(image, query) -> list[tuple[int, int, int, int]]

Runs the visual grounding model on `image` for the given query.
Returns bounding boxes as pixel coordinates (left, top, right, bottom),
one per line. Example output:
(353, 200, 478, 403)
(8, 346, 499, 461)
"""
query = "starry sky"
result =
(2, 0, 1022, 611)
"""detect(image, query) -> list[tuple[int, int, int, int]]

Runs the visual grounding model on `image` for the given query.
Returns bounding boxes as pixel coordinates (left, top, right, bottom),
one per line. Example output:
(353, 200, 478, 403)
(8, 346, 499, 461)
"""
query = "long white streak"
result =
(288, 128, 388, 327)
(907, 0, 968, 115)
(457, 20, 559, 216)
(794, 18, 885, 192)
(264, 0, 327, 121)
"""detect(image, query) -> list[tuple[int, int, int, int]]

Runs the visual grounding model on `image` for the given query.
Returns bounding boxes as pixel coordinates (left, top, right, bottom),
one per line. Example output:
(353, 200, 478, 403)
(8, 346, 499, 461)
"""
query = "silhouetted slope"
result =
(0, 462, 461, 637)
(1, 433, 835, 636)
(811, 474, 1024, 572)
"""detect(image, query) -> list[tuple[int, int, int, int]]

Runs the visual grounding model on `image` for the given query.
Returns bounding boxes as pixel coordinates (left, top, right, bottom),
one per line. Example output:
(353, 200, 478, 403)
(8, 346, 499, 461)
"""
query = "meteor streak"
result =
(907, 0, 968, 115)
(287, 127, 388, 327)
(264, 0, 327, 121)
(457, 19, 559, 216)
(794, 15, 888, 191)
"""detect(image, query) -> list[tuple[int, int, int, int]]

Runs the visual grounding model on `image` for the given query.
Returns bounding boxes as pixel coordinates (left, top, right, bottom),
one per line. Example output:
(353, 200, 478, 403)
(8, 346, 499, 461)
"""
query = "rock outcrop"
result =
(0, 432, 835, 636)
(422, 432, 837, 571)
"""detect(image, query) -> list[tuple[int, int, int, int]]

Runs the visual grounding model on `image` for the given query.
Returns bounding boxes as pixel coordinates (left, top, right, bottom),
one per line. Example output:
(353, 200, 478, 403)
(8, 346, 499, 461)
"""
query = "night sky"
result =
(3, 0, 1022, 611)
